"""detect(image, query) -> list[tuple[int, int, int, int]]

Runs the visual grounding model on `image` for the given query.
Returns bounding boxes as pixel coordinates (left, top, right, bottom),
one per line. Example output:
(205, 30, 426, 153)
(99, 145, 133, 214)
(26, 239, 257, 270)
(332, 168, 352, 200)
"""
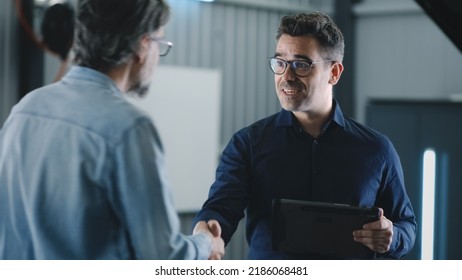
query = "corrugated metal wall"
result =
(0, 0, 19, 124)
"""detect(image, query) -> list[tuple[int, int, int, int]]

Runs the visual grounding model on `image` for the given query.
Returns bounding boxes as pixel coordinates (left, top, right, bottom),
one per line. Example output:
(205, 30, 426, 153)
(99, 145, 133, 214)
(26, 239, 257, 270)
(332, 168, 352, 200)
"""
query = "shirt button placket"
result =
(311, 139, 320, 199)
(312, 139, 318, 176)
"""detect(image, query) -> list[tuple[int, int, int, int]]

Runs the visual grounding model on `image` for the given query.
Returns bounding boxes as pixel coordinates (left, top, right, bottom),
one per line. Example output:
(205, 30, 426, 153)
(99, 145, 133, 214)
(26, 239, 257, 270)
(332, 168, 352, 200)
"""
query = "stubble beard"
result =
(127, 65, 152, 98)
(127, 81, 150, 98)
(278, 90, 311, 112)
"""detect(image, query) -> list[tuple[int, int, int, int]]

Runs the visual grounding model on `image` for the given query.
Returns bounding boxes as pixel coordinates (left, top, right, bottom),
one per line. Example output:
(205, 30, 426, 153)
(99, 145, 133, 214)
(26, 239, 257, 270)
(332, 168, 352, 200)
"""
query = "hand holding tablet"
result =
(272, 199, 381, 259)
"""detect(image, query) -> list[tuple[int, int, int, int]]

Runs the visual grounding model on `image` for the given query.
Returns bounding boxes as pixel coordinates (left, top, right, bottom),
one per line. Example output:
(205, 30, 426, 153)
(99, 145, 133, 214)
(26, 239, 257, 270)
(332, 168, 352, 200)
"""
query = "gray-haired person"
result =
(0, 0, 224, 260)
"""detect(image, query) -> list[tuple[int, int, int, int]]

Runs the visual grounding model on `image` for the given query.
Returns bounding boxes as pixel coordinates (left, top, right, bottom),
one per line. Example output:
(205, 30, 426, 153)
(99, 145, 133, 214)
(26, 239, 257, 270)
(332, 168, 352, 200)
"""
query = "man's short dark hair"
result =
(276, 12, 344, 62)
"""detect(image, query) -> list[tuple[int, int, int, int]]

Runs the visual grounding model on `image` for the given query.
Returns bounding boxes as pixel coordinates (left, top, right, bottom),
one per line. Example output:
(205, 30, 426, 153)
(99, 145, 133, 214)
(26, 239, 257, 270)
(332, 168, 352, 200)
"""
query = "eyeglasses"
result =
(150, 37, 173, 57)
(268, 57, 333, 77)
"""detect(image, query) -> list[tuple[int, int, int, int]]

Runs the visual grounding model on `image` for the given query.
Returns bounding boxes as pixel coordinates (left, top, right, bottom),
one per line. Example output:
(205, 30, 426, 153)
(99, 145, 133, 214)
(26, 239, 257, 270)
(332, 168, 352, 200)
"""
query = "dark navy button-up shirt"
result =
(194, 101, 416, 259)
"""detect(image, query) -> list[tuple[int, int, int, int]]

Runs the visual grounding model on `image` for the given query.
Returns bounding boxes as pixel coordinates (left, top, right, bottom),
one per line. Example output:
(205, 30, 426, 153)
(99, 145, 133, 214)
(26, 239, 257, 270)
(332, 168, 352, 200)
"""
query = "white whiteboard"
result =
(128, 65, 221, 213)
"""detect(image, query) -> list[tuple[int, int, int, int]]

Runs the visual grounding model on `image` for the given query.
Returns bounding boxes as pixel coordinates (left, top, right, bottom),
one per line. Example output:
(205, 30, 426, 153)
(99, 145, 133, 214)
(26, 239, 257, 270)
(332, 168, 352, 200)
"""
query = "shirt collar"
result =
(331, 99, 346, 127)
(62, 66, 122, 97)
(275, 99, 346, 129)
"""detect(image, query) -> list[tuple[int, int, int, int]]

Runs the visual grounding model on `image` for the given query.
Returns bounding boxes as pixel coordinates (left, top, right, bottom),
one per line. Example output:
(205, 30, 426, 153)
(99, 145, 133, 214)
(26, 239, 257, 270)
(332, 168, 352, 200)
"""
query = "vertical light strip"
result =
(421, 149, 436, 260)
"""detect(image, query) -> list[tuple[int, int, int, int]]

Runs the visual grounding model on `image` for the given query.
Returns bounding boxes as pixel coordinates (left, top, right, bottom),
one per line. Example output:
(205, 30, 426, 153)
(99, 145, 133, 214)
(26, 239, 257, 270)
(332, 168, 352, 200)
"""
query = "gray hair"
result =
(276, 12, 344, 62)
(74, 0, 170, 72)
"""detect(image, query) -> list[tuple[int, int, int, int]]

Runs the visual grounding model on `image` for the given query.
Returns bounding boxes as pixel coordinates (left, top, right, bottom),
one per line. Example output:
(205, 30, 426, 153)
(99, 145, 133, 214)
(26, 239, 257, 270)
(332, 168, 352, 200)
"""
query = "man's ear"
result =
(329, 62, 344, 85)
(134, 36, 151, 64)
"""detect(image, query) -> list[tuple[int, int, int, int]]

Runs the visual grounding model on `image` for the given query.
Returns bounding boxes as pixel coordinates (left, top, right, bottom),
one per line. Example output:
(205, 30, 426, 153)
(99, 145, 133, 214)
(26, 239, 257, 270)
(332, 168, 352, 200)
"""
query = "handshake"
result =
(193, 220, 226, 260)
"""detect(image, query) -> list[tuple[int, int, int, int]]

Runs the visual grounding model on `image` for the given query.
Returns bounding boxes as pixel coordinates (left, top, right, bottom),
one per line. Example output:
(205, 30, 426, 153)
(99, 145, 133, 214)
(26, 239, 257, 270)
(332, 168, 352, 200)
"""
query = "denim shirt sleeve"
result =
(107, 118, 211, 259)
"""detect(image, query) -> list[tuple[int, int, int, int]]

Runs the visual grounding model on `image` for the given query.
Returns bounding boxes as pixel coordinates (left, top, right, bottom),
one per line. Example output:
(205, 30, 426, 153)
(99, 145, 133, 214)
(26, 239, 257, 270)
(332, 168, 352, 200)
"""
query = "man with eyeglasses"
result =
(0, 0, 224, 260)
(194, 12, 416, 259)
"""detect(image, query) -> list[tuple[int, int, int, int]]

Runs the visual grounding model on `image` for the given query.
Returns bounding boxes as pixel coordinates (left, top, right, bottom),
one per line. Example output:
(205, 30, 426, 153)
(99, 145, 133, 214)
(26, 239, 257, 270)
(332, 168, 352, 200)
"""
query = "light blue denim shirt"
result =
(0, 66, 211, 259)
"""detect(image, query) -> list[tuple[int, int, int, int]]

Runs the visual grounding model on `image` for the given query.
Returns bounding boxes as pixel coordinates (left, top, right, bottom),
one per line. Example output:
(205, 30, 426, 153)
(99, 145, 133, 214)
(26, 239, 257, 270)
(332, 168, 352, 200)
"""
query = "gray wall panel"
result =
(0, 0, 19, 125)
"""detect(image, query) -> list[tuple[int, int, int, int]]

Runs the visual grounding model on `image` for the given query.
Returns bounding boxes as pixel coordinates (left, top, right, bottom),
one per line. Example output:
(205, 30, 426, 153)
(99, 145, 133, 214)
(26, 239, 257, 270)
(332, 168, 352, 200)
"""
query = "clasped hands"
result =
(193, 220, 225, 260)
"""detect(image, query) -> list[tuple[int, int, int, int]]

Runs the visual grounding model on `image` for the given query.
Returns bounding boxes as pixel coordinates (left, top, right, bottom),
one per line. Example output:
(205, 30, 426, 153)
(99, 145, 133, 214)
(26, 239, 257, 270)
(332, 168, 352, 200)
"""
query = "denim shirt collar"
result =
(63, 66, 122, 97)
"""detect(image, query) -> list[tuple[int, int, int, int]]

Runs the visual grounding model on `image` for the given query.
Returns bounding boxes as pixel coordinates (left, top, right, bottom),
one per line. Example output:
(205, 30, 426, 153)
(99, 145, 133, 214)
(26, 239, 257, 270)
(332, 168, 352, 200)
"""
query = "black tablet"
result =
(272, 199, 380, 259)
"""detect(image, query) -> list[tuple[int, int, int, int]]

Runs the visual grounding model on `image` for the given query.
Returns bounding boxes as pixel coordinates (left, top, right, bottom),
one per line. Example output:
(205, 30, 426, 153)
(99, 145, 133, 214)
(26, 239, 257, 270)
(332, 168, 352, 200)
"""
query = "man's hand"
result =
(193, 220, 225, 260)
(353, 208, 393, 254)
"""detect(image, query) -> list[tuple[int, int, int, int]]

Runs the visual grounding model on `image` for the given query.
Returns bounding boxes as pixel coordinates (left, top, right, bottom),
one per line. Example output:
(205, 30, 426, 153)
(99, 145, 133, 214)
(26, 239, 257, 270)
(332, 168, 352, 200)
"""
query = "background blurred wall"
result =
(354, 0, 462, 123)
(0, 0, 19, 123)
